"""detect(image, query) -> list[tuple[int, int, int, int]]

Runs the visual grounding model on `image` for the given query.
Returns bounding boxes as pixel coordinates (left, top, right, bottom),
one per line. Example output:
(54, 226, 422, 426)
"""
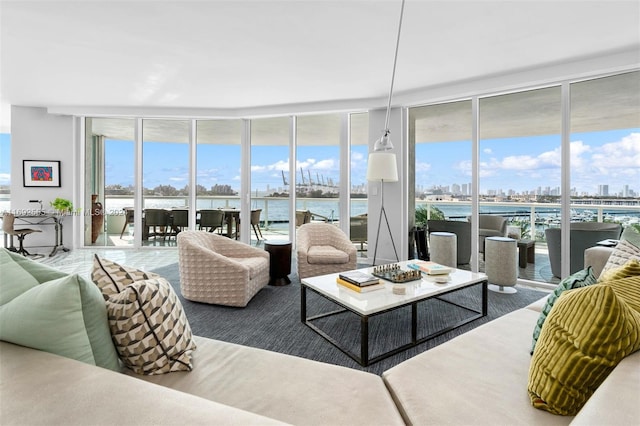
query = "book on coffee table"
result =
(407, 261, 452, 275)
(338, 270, 380, 287)
(336, 277, 385, 293)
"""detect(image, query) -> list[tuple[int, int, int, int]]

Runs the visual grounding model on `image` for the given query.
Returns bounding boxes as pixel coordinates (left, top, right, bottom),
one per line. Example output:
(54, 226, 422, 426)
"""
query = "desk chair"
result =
(2, 213, 42, 256)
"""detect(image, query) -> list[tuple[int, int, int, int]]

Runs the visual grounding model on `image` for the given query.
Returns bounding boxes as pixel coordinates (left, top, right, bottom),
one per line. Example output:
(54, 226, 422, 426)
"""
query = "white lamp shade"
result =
(366, 152, 398, 182)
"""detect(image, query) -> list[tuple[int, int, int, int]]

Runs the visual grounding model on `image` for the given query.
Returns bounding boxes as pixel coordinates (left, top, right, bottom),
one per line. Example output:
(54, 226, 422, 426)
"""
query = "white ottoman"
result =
(485, 236, 517, 293)
(430, 232, 457, 268)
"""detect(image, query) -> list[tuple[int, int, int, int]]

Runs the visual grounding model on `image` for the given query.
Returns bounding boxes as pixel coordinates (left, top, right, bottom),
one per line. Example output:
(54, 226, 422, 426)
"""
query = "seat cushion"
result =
(383, 309, 569, 426)
(126, 336, 405, 426)
(307, 245, 349, 264)
(230, 256, 269, 280)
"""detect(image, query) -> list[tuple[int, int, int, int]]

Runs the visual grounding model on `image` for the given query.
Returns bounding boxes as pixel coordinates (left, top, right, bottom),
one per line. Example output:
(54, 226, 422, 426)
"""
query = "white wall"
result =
(9, 106, 75, 252)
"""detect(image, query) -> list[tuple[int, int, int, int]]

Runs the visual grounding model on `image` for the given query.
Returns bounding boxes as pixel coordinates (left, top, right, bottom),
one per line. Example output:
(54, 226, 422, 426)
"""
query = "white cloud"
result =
(483, 148, 492, 154)
(415, 161, 431, 173)
(0, 172, 10, 184)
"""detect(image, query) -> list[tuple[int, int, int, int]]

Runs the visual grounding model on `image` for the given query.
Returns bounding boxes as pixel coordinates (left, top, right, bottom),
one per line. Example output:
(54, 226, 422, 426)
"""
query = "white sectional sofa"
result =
(1, 246, 638, 425)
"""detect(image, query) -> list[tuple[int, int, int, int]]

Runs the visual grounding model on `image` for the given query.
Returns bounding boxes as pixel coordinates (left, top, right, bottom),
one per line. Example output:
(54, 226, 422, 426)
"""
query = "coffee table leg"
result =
(300, 285, 307, 323)
(361, 316, 369, 366)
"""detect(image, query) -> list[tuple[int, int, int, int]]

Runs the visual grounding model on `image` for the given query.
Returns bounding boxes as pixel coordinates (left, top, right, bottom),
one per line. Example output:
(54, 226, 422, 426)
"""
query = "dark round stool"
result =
(264, 240, 292, 286)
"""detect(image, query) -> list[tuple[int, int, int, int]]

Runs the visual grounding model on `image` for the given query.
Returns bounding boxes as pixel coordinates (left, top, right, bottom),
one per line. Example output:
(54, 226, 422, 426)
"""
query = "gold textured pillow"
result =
(105, 277, 196, 375)
(528, 281, 640, 416)
(599, 258, 640, 283)
(91, 254, 160, 299)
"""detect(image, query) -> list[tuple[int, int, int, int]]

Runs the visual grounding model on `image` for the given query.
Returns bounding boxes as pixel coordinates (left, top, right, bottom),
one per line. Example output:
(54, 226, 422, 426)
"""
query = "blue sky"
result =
(1, 129, 638, 196)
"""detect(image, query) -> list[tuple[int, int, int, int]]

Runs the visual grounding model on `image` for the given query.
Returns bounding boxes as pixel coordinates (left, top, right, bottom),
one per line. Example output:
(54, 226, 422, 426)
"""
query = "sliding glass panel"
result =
(350, 112, 369, 256)
(410, 100, 472, 262)
(141, 119, 190, 247)
(479, 86, 561, 284)
(570, 71, 640, 271)
(251, 117, 290, 244)
(196, 120, 242, 237)
(84, 118, 135, 247)
(296, 113, 341, 231)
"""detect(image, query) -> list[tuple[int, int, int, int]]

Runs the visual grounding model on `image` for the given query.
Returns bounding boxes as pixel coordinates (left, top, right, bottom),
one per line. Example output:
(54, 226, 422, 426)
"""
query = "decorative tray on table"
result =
(371, 263, 422, 283)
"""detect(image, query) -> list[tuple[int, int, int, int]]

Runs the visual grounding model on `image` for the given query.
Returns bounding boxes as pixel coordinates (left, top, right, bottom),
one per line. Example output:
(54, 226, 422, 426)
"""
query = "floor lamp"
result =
(367, 152, 399, 265)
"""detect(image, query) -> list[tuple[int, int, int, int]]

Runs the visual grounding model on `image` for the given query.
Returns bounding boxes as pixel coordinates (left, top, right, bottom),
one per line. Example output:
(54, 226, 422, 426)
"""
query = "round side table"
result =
(485, 236, 518, 294)
(264, 240, 292, 286)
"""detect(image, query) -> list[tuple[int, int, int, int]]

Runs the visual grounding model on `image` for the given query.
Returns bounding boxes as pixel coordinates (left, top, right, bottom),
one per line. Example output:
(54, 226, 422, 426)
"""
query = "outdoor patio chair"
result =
(144, 208, 171, 241)
(545, 222, 622, 278)
(250, 209, 264, 241)
(198, 209, 225, 234)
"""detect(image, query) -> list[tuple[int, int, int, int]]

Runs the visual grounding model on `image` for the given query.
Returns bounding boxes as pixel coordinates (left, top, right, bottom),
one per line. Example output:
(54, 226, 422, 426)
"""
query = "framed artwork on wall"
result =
(23, 160, 61, 187)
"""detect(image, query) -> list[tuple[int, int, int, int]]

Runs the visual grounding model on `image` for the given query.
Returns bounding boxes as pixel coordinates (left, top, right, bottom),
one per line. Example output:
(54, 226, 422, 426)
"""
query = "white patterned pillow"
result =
(601, 227, 640, 274)
(91, 254, 160, 299)
(104, 276, 196, 375)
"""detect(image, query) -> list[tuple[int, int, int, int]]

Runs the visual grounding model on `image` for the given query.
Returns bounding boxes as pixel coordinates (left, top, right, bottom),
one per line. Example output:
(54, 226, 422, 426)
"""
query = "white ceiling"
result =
(1, 0, 640, 133)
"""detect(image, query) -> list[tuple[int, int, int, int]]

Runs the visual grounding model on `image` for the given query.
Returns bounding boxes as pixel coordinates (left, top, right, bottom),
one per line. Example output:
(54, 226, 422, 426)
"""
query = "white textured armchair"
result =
(297, 223, 357, 279)
(177, 230, 270, 307)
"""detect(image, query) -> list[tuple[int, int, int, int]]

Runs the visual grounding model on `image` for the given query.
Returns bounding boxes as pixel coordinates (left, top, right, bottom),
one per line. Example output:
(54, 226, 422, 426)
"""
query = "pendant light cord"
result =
(384, 0, 406, 132)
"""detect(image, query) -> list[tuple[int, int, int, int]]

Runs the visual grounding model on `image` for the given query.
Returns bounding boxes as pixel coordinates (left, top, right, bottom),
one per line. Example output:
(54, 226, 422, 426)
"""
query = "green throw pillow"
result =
(0, 249, 40, 304)
(528, 280, 640, 416)
(0, 273, 120, 371)
(530, 267, 596, 355)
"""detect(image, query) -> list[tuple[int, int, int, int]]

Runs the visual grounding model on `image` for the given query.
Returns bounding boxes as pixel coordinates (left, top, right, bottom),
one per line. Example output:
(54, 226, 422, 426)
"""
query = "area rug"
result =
(151, 263, 547, 375)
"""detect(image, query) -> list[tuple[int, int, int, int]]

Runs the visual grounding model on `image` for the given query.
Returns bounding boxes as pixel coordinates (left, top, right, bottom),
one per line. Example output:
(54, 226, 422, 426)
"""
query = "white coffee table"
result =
(301, 260, 488, 366)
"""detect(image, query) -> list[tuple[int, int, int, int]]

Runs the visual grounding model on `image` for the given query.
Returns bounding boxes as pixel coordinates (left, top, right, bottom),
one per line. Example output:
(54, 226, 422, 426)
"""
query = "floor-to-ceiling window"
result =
(296, 113, 342, 227)
(196, 119, 242, 237)
(141, 119, 190, 246)
(350, 112, 369, 255)
(479, 86, 562, 282)
(569, 70, 640, 262)
(0, 133, 11, 212)
(84, 118, 136, 247)
(410, 100, 473, 260)
(250, 117, 291, 243)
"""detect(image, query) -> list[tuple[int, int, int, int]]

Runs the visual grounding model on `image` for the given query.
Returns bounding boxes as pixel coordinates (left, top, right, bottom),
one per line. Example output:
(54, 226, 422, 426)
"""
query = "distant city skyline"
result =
(1, 128, 638, 198)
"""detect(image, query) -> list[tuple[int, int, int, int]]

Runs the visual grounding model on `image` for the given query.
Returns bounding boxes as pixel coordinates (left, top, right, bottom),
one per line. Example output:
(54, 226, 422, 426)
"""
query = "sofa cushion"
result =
(127, 336, 405, 426)
(598, 258, 640, 282)
(0, 273, 120, 371)
(528, 279, 640, 416)
(530, 267, 596, 354)
(91, 254, 160, 299)
(383, 309, 569, 425)
(601, 226, 640, 274)
(307, 245, 349, 264)
(0, 341, 284, 426)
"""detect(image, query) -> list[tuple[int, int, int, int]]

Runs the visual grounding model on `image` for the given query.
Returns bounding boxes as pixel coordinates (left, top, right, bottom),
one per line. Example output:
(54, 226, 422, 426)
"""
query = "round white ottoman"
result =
(485, 236, 518, 294)
(430, 232, 457, 267)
